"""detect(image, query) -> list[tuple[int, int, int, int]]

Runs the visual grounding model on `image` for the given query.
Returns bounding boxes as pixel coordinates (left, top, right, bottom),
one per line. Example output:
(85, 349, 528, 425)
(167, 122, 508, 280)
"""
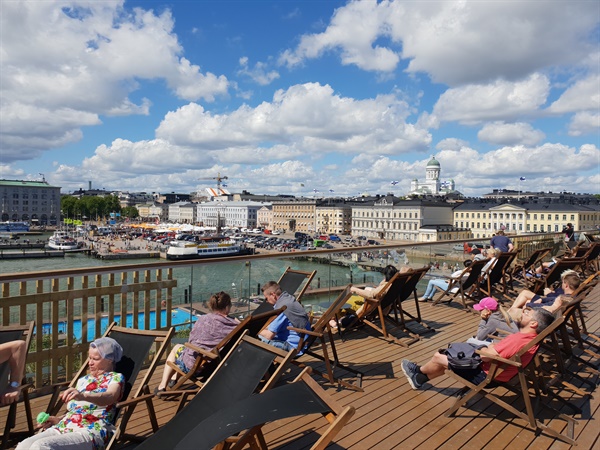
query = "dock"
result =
(0, 249, 65, 259)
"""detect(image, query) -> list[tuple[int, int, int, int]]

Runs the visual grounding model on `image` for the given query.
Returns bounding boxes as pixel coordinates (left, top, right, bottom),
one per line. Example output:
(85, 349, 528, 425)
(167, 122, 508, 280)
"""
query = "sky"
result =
(1, 0, 599, 198)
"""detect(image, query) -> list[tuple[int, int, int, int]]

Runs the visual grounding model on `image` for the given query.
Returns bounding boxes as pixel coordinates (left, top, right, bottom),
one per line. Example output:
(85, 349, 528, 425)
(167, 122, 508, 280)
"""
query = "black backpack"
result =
(441, 342, 483, 370)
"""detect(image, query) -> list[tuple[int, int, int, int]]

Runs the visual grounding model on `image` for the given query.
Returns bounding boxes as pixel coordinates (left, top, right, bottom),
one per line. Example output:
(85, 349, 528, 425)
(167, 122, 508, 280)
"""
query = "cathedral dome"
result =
(426, 156, 440, 167)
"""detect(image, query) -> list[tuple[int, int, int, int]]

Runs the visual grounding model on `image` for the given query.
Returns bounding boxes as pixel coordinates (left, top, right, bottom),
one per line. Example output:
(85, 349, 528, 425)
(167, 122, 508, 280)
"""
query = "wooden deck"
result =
(4, 282, 600, 449)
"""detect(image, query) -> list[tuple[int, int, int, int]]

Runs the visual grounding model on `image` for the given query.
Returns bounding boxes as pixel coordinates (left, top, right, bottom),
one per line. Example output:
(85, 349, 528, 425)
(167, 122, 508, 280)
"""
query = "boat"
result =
(47, 231, 80, 250)
(0, 221, 30, 233)
(166, 236, 253, 260)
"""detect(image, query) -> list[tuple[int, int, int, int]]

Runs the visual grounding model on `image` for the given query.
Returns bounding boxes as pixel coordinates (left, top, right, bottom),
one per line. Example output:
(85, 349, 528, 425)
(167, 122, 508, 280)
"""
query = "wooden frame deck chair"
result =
(167, 307, 284, 390)
(530, 257, 586, 295)
(346, 271, 414, 346)
(432, 258, 489, 308)
(0, 321, 34, 450)
(511, 247, 552, 281)
(480, 251, 520, 298)
(445, 316, 578, 445)
(387, 266, 434, 344)
(172, 369, 355, 450)
(277, 266, 316, 303)
(581, 242, 600, 274)
(45, 322, 174, 449)
(290, 285, 363, 391)
(133, 335, 296, 450)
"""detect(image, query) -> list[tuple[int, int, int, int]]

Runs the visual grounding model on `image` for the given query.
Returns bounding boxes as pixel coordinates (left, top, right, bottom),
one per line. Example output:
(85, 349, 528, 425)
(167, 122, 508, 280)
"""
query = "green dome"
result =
(427, 156, 440, 167)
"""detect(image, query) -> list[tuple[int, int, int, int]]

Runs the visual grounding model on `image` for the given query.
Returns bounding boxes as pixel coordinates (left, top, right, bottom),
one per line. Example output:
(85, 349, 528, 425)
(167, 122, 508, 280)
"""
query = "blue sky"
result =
(1, 0, 599, 197)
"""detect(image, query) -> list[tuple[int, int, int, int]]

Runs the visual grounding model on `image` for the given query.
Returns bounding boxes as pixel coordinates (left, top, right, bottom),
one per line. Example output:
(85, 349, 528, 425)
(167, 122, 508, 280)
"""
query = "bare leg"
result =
(0, 340, 26, 406)
(418, 352, 449, 381)
(157, 344, 182, 391)
(510, 290, 536, 309)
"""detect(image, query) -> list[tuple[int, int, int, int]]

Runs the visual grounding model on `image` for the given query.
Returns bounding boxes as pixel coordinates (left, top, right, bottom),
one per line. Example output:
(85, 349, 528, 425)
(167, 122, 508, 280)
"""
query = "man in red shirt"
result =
(401, 307, 555, 389)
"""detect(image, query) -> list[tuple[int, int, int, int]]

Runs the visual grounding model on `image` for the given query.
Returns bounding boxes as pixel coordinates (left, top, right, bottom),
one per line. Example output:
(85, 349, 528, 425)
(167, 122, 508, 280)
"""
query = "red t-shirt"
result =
(482, 332, 538, 383)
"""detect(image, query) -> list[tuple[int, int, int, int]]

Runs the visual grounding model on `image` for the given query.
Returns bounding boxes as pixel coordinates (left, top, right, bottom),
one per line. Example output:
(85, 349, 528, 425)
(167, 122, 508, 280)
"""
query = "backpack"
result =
(441, 342, 483, 370)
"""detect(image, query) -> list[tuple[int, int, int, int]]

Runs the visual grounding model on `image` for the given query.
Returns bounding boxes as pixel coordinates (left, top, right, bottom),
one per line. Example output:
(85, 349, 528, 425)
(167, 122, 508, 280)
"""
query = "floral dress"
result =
(53, 371, 124, 450)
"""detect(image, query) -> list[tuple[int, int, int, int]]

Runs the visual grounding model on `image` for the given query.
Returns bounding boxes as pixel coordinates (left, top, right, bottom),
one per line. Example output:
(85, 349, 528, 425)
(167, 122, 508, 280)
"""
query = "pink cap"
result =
(473, 297, 498, 311)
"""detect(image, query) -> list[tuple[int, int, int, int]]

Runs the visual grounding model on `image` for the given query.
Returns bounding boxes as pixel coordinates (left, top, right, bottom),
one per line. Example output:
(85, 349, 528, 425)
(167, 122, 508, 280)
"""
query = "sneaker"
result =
(401, 359, 423, 390)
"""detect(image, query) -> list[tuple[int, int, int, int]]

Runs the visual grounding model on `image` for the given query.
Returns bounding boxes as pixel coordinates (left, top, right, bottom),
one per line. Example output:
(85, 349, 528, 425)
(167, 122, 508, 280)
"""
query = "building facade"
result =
(0, 179, 61, 225)
(316, 203, 352, 235)
(257, 205, 273, 231)
(197, 201, 264, 229)
(272, 199, 317, 233)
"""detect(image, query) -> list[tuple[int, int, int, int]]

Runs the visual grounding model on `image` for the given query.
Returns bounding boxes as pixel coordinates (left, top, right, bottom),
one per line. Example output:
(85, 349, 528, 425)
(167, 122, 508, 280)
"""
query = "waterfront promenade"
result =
(3, 281, 599, 449)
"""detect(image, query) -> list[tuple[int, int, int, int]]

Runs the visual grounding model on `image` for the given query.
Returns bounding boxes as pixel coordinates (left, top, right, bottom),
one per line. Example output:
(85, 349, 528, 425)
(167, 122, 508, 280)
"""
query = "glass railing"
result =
(1, 230, 595, 387)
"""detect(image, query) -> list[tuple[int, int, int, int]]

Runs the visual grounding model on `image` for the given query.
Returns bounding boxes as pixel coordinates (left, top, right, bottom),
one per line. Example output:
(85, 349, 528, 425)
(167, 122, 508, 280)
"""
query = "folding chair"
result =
(290, 285, 363, 391)
(387, 266, 434, 343)
(173, 369, 355, 450)
(480, 251, 519, 298)
(581, 242, 600, 274)
(511, 247, 552, 281)
(432, 258, 489, 308)
(133, 335, 297, 450)
(445, 316, 578, 445)
(0, 322, 34, 450)
(530, 257, 586, 295)
(167, 307, 284, 390)
(277, 266, 316, 303)
(45, 323, 174, 449)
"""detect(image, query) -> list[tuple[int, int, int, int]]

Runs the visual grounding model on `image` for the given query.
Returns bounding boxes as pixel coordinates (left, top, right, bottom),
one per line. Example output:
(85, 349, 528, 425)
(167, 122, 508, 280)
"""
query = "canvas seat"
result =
(134, 334, 297, 450)
(0, 322, 34, 450)
(529, 257, 585, 295)
(45, 322, 174, 449)
(511, 247, 552, 281)
(277, 266, 316, 303)
(167, 307, 284, 390)
(288, 285, 363, 391)
(432, 258, 489, 308)
(480, 250, 519, 298)
(173, 369, 355, 450)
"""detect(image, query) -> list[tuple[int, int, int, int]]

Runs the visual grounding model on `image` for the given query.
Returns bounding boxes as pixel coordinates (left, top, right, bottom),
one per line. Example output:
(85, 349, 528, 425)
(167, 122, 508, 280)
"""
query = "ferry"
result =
(47, 231, 80, 250)
(0, 221, 30, 233)
(166, 236, 252, 260)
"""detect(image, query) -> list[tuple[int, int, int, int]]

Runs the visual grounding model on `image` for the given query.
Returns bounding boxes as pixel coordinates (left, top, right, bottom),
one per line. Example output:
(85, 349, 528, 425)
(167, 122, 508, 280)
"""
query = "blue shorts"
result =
(174, 346, 191, 374)
(452, 367, 489, 385)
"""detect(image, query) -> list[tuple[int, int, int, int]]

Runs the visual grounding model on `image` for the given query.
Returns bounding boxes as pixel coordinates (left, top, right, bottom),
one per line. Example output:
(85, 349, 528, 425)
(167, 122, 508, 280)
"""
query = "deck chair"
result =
(167, 307, 284, 390)
(289, 285, 363, 391)
(345, 271, 414, 346)
(582, 242, 600, 274)
(511, 247, 552, 281)
(530, 257, 586, 295)
(386, 266, 434, 344)
(445, 316, 578, 445)
(432, 258, 489, 308)
(45, 323, 174, 449)
(173, 369, 355, 450)
(134, 335, 297, 450)
(277, 266, 316, 303)
(0, 322, 34, 450)
(480, 251, 520, 298)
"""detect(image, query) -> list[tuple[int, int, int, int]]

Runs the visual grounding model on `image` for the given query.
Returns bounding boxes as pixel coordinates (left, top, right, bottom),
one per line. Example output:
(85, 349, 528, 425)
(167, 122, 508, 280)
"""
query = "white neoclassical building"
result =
(409, 156, 458, 196)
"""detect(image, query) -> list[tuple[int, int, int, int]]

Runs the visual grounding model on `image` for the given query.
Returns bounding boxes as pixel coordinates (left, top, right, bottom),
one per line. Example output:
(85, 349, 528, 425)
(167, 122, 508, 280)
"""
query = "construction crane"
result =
(198, 172, 229, 191)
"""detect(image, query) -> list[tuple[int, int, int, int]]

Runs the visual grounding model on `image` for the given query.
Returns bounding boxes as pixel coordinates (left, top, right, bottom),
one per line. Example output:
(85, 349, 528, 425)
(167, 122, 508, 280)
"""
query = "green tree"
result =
(121, 206, 139, 219)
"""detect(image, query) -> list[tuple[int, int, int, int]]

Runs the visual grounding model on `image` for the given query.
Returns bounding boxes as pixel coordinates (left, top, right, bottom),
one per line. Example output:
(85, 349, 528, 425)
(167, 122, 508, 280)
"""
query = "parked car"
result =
(329, 235, 341, 242)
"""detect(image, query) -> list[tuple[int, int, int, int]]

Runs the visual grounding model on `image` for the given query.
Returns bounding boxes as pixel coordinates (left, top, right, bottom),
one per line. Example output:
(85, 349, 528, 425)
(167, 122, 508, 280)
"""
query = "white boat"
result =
(47, 231, 79, 250)
(166, 236, 252, 260)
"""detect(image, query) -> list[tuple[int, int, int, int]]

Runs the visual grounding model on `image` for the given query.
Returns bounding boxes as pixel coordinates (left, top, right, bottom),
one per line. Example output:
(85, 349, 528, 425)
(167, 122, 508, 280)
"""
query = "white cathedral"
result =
(408, 156, 459, 196)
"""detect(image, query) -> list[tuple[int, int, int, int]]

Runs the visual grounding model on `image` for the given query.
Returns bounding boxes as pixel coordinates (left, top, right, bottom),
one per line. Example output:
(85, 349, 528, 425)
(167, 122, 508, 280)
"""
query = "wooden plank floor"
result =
(4, 281, 600, 449)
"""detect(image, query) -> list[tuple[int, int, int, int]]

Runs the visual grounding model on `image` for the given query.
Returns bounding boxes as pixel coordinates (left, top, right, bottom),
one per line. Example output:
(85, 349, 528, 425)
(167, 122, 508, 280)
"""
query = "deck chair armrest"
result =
(476, 350, 521, 368)
(287, 326, 321, 337)
(117, 391, 155, 409)
(183, 342, 219, 359)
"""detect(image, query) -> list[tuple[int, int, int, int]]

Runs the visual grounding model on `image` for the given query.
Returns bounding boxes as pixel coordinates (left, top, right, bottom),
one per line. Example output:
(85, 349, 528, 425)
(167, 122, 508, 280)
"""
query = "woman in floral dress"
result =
(17, 337, 125, 450)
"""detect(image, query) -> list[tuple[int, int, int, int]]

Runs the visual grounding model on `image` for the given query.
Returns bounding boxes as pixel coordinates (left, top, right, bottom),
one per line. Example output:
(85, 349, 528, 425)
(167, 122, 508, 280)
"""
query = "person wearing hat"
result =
(17, 337, 125, 450)
(469, 248, 486, 261)
(467, 297, 519, 347)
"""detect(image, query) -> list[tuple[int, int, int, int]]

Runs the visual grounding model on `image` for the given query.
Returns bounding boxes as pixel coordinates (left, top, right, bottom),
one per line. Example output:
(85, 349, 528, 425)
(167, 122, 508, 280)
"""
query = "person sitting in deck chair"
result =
(509, 270, 581, 314)
(156, 292, 239, 393)
(259, 283, 311, 353)
(0, 339, 27, 406)
(418, 260, 471, 302)
(401, 308, 555, 390)
(466, 297, 518, 347)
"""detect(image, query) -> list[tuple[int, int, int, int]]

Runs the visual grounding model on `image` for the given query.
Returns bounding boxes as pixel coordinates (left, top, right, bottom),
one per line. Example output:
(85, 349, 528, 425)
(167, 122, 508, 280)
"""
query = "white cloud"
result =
(156, 82, 431, 154)
(548, 75, 600, 114)
(568, 112, 600, 137)
(478, 122, 545, 146)
(238, 57, 280, 86)
(431, 74, 550, 124)
(280, 1, 598, 86)
(0, 1, 229, 158)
